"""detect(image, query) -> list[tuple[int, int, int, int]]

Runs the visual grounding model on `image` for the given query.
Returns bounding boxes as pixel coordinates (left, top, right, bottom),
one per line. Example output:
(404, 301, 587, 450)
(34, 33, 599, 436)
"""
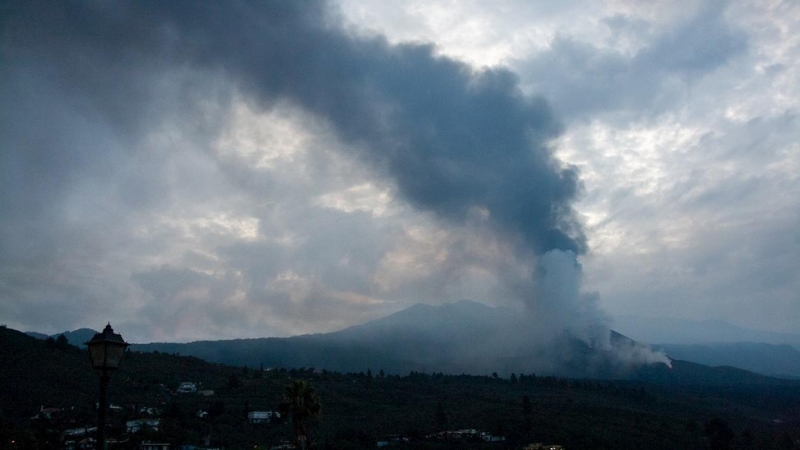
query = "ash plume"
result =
(2, 1, 667, 371)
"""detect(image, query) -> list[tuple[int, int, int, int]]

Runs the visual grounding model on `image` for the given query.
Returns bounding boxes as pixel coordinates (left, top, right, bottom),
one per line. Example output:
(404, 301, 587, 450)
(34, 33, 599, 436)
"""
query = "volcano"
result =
(132, 300, 673, 378)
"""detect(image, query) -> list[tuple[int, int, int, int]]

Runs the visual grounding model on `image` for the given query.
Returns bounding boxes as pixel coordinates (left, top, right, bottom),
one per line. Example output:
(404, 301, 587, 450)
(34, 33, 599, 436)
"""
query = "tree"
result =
(228, 374, 240, 389)
(435, 401, 448, 432)
(55, 334, 70, 350)
(279, 379, 321, 450)
(209, 401, 225, 420)
(705, 419, 734, 450)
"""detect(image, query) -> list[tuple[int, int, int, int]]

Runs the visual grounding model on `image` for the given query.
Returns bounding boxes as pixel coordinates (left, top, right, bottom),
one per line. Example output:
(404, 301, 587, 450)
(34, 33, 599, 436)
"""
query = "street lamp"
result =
(86, 323, 129, 450)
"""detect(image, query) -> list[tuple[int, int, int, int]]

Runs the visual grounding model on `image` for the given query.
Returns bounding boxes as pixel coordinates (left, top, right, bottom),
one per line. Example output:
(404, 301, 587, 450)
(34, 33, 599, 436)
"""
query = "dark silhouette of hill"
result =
(656, 342, 800, 378)
(25, 328, 99, 348)
(130, 301, 795, 384)
(133, 300, 622, 377)
(0, 325, 249, 426)
(24, 330, 49, 340)
(4, 323, 800, 450)
(1, 326, 97, 420)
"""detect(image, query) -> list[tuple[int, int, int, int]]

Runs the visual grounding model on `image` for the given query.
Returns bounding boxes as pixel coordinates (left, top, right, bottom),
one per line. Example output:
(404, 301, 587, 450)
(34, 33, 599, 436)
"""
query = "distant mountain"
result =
(25, 331, 49, 340)
(25, 328, 98, 348)
(5, 318, 795, 389)
(629, 358, 800, 386)
(38, 311, 800, 379)
(4, 323, 800, 450)
(0, 325, 247, 422)
(655, 342, 800, 378)
(612, 315, 800, 348)
(135, 300, 670, 379)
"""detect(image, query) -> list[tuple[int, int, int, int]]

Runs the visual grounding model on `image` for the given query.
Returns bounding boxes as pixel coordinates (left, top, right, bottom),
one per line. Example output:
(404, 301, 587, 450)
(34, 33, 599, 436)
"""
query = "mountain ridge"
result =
(612, 315, 800, 348)
(124, 301, 786, 383)
(25, 328, 98, 348)
(27, 302, 800, 379)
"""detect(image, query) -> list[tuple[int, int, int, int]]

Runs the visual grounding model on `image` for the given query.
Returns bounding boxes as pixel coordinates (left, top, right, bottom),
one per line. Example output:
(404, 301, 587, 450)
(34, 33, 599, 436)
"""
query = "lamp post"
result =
(86, 323, 129, 450)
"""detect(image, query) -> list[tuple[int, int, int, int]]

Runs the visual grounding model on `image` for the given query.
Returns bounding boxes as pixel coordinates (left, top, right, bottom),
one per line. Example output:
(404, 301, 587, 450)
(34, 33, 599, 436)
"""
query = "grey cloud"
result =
(515, 2, 748, 121)
(3, 0, 665, 356)
(5, 0, 583, 255)
(1, 0, 590, 337)
(583, 108, 800, 333)
(635, 2, 747, 75)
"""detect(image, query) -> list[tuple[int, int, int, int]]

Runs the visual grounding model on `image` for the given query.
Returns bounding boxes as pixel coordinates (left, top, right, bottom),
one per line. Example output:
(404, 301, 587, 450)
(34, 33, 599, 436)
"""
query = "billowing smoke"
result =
(533, 250, 670, 369)
(3, 0, 582, 254)
(534, 250, 610, 347)
(2, 1, 666, 370)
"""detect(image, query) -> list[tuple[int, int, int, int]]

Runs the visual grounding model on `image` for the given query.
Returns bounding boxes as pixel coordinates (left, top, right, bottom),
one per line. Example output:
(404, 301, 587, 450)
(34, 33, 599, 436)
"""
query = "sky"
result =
(1, 0, 798, 343)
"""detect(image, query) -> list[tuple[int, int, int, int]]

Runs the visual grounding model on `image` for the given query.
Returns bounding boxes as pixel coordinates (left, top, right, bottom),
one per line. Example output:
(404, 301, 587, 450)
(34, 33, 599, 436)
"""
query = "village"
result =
(27, 379, 565, 450)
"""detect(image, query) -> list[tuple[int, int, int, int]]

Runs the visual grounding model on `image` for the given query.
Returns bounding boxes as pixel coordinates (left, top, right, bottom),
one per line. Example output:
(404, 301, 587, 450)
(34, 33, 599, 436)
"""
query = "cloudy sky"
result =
(1, 0, 798, 343)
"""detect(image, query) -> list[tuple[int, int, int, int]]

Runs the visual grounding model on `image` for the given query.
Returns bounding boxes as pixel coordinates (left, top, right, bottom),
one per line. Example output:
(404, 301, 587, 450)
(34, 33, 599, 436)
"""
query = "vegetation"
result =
(279, 379, 322, 449)
(2, 326, 800, 449)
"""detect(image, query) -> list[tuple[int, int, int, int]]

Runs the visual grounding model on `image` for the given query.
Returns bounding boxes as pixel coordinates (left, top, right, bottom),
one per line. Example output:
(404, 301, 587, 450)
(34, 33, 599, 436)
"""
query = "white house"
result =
(127, 419, 160, 433)
(480, 432, 506, 442)
(32, 406, 62, 420)
(247, 411, 280, 424)
(63, 426, 96, 438)
(140, 442, 170, 450)
(177, 382, 197, 393)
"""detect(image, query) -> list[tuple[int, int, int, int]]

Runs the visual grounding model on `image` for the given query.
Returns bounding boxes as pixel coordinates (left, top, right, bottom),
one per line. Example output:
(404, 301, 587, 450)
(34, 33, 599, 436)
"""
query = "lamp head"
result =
(85, 323, 129, 374)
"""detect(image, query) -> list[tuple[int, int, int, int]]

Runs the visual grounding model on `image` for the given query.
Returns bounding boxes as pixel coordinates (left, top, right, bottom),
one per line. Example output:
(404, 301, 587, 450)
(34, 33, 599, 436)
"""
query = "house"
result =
(248, 411, 280, 424)
(75, 437, 96, 450)
(196, 410, 209, 419)
(479, 432, 505, 442)
(31, 406, 62, 420)
(198, 389, 215, 396)
(140, 442, 170, 450)
(177, 382, 197, 393)
(94, 402, 122, 412)
(137, 406, 162, 416)
(127, 418, 160, 433)
(427, 429, 480, 440)
(63, 426, 96, 438)
(377, 435, 408, 447)
(523, 444, 564, 450)
(67, 437, 120, 450)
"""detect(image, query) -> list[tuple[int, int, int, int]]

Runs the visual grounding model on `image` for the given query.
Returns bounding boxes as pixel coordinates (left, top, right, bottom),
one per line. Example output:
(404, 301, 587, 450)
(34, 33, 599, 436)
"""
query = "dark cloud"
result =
(2, 0, 583, 256)
(0, 0, 599, 342)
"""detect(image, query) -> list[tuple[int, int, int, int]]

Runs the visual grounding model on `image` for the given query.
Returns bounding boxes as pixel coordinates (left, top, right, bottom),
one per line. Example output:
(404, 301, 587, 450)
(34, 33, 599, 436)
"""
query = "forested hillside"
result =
(2, 325, 800, 449)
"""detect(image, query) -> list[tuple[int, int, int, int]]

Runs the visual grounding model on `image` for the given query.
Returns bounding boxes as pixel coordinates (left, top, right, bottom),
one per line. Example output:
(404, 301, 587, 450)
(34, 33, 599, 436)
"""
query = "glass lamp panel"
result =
(104, 342, 127, 369)
(88, 343, 108, 370)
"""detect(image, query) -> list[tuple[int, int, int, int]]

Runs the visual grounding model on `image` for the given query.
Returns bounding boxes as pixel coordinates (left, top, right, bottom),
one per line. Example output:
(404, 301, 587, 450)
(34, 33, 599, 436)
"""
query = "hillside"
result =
(35, 306, 800, 378)
(3, 325, 800, 450)
(134, 301, 645, 378)
(132, 301, 795, 384)
(656, 342, 800, 378)
(25, 328, 99, 348)
(612, 315, 800, 348)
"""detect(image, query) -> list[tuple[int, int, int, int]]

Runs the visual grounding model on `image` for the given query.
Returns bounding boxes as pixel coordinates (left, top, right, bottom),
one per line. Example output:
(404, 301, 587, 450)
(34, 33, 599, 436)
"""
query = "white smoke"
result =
(533, 250, 609, 345)
(533, 249, 671, 369)
(612, 338, 673, 369)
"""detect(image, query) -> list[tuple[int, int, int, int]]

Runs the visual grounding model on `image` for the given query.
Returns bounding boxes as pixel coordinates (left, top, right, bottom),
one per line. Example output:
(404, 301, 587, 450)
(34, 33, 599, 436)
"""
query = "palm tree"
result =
(278, 379, 321, 450)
